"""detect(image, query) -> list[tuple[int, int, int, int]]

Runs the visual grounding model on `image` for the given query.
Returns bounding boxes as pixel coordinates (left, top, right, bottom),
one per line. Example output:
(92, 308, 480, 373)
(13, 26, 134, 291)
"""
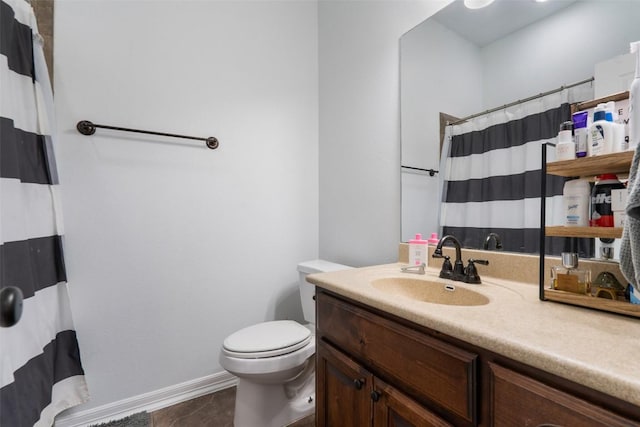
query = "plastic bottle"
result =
(629, 41, 640, 151)
(563, 179, 590, 226)
(572, 111, 588, 157)
(588, 104, 613, 156)
(590, 174, 625, 227)
(427, 233, 439, 245)
(555, 121, 575, 161)
(408, 233, 428, 266)
(605, 101, 626, 152)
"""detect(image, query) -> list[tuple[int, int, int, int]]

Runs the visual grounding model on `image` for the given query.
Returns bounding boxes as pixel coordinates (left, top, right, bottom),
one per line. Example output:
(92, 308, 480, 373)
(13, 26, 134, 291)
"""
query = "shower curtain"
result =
(1, 0, 89, 425)
(439, 85, 594, 256)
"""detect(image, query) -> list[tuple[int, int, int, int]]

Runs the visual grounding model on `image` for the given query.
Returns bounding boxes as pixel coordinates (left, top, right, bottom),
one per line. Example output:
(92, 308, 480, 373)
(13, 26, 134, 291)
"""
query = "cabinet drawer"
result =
(489, 362, 639, 427)
(317, 292, 477, 424)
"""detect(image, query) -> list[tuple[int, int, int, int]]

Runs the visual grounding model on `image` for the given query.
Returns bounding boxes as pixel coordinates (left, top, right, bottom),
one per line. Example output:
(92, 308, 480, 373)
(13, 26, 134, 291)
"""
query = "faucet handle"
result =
(464, 259, 488, 284)
(438, 255, 453, 279)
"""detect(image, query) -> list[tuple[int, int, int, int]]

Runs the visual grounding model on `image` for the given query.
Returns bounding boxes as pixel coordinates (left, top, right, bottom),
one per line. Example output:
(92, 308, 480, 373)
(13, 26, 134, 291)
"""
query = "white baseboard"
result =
(54, 371, 238, 427)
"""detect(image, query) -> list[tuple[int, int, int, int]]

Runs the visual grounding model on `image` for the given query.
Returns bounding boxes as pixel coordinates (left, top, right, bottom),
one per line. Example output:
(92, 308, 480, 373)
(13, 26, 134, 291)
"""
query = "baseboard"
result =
(54, 371, 238, 427)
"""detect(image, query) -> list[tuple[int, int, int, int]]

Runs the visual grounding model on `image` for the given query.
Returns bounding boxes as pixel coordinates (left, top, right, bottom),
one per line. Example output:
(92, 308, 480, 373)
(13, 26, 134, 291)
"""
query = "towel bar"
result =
(76, 120, 219, 149)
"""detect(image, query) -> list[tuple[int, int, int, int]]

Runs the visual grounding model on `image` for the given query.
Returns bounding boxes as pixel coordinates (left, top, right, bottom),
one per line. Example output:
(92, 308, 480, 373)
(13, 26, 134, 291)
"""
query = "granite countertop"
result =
(306, 263, 640, 406)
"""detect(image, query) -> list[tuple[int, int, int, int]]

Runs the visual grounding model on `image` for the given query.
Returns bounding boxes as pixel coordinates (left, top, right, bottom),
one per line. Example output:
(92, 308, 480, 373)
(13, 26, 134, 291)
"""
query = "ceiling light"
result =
(464, 0, 496, 9)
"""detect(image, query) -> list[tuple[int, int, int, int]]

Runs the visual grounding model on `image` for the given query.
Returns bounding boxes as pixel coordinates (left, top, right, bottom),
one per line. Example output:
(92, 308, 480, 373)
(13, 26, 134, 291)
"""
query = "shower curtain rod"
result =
(76, 120, 219, 149)
(447, 77, 595, 126)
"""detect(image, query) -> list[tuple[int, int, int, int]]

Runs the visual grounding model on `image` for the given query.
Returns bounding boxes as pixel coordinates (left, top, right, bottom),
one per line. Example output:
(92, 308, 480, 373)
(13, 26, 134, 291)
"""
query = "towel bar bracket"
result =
(77, 120, 97, 136)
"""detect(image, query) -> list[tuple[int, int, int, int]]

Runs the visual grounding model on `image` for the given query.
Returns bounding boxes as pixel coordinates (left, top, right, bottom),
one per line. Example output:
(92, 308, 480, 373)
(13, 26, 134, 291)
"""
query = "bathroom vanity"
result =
(307, 264, 640, 426)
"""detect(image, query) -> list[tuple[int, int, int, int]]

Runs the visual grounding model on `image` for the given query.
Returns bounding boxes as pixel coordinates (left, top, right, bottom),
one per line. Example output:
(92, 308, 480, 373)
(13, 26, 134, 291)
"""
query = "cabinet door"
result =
(317, 340, 372, 427)
(372, 377, 453, 427)
(317, 292, 477, 424)
(489, 362, 639, 427)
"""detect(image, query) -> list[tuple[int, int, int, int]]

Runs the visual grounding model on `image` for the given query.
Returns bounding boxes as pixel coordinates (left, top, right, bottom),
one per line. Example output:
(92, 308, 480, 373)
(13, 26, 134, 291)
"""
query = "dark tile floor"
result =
(150, 386, 314, 426)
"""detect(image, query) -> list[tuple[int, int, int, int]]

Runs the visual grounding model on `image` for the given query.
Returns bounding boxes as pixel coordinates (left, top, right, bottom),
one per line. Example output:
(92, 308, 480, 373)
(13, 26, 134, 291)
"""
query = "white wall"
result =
(54, 0, 318, 412)
(482, 1, 640, 110)
(318, 0, 448, 267)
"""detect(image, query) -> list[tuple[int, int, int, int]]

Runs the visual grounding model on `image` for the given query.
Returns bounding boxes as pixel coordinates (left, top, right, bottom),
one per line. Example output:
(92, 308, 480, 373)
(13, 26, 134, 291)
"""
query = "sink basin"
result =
(371, 277, 490, 306)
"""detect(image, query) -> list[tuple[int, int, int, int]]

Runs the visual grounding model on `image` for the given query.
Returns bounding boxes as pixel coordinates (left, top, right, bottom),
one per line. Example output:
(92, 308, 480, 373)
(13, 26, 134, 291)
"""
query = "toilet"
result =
(219, 260, 352, 427)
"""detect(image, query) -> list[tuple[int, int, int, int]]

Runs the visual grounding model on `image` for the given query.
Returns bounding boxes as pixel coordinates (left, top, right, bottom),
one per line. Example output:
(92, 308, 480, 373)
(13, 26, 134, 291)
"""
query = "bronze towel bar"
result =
(76, 120, 219, 149)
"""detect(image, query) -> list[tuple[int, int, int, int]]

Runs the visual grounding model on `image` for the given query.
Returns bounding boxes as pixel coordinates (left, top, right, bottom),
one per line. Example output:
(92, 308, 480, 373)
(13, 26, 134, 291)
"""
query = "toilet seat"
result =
(223, 320, 312, 359)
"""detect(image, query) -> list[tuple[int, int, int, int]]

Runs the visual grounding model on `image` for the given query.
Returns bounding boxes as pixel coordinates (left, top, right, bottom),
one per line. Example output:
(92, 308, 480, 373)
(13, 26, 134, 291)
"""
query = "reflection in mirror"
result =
(400, 0, 640, 253)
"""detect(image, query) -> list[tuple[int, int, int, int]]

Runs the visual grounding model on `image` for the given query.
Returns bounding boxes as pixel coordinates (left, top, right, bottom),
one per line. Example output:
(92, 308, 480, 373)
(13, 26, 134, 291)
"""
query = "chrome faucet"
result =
(483, 232, 503, 251)
(432, 235, 465, 280)
(433, 235, 489, 283)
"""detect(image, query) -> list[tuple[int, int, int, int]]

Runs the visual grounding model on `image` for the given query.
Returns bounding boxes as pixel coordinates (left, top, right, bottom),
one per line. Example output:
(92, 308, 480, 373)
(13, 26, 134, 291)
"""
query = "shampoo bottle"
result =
(630, 41, 640, 151)
(408, 233, 428, 266)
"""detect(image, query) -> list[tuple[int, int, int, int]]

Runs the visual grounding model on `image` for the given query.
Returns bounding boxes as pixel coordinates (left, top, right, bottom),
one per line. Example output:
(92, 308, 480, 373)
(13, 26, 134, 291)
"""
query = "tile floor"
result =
(150, 386, 314, 427)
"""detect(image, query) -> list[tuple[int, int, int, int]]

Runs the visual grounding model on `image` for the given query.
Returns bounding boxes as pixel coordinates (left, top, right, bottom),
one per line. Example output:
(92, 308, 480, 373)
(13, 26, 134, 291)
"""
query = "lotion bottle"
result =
(408, 233, 428, 266)
(588, 104, 613, 156)
(630, 41, 640, 151)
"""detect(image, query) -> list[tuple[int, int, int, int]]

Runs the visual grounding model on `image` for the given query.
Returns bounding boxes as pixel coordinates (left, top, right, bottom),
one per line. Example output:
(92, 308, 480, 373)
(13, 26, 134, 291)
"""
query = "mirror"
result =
(400, 0, 640, 251)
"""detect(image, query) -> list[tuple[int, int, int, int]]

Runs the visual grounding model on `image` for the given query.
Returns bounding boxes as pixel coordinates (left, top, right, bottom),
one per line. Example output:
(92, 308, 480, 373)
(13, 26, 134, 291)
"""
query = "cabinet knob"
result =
(370, 390, 381, 402)
(353, 378, 365, 390)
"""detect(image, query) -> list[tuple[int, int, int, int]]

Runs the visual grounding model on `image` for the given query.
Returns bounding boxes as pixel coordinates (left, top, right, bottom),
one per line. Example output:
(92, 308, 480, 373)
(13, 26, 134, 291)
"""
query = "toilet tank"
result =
(297, 260, 352, 324)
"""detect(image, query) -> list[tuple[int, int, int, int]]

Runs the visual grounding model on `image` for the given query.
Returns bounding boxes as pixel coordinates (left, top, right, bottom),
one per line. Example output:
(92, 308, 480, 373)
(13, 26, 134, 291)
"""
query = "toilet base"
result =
(233, 363, 315, 427)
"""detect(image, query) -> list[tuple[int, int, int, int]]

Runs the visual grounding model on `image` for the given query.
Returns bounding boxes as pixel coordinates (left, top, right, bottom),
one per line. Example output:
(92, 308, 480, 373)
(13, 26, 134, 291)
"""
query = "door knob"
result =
(0, 286, 24, 328)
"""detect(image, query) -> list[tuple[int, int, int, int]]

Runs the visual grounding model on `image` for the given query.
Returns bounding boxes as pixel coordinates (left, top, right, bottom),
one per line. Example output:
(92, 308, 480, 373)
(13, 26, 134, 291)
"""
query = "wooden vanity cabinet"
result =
(316, 290, 476, 426)
(317, 339, 452, 427)
(315, 289, 640, 427)
(489, 363, 636, 427)
(316, 341, 372, 426)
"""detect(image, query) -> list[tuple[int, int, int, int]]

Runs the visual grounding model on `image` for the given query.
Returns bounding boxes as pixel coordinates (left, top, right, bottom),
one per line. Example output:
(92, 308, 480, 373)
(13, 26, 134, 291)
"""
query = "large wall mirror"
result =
(400, 0, 640, 252)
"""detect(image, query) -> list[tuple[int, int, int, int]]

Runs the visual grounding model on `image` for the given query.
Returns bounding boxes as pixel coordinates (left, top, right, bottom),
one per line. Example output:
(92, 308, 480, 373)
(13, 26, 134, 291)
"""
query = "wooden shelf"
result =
(545, 226, 623, 239)
(546, 151, 634, 177)
(540, 95, 634, 318)
(574, 91, 629, 112)
(544, 289, 640, 318)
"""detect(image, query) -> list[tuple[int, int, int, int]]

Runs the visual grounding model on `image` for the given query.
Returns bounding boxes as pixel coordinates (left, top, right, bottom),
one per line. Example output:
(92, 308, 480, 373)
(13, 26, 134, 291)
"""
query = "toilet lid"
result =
(223, 320, 312, 358)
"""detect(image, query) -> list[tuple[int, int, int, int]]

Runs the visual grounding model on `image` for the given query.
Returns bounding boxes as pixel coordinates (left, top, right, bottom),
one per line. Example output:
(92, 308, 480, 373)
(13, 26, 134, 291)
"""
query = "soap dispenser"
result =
(551, 253, 591, 295)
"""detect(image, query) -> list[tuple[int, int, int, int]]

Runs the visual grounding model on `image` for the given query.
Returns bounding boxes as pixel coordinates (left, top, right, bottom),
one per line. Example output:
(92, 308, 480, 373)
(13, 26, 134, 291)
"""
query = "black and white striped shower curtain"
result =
(439, 89, 594, 256)
(1, 0, 89, 425)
